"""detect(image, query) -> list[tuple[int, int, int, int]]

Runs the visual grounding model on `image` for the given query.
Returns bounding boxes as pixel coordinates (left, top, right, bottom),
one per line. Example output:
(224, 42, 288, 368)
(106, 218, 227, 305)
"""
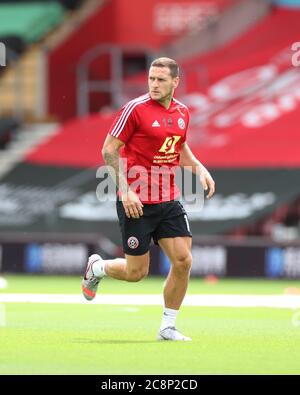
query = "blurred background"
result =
(0, 0, 300, 280)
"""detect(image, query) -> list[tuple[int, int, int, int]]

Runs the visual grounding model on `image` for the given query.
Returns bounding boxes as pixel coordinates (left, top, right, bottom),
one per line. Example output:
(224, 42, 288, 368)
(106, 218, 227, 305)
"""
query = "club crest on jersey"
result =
(178, 118, 185, 130)
(127, 236, 139, 249)
(159, 136, 181, 154)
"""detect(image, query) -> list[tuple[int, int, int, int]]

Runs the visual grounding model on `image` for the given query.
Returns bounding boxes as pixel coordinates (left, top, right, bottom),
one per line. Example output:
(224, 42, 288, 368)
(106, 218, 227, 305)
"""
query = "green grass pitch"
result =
(1, 275, 300, 374)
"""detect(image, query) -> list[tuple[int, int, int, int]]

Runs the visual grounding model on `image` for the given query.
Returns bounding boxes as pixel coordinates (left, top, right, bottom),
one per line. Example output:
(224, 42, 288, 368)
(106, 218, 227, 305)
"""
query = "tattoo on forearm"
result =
(103, 151, 128, 194)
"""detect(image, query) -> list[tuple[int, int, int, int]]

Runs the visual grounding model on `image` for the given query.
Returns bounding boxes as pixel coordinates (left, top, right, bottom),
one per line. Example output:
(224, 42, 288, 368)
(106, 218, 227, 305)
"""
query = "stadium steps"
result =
(164, 0, 273, 60)
(0, 123, 58, 179)
(45, 0, 105, 50)
(0, 0, 104, 121)
(0, 46, 41, 119)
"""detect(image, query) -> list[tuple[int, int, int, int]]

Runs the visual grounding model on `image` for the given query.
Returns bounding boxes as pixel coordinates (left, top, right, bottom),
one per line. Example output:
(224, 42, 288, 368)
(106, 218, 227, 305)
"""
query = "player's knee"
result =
(173, 253, 192, 274)
(126, 267, 148, 282)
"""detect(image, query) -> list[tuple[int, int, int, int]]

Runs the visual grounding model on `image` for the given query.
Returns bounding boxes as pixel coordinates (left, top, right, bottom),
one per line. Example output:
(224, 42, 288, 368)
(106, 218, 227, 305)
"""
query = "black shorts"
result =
(116, 200, 192, 256)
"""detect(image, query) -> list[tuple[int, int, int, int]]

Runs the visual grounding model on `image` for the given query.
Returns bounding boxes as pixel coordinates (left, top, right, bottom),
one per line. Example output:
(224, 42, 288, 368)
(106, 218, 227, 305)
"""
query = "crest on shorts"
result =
(127, 236, 139, 249)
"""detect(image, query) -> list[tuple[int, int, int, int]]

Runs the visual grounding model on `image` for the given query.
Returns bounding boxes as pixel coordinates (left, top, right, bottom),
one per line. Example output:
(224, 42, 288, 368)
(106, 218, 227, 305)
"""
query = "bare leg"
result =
(158, 237, 192, 310)
(104, 252, 150, 282)
(156, 237, 192, 340)
(163, 264, 190, 309)
(103, 258, 126, 280)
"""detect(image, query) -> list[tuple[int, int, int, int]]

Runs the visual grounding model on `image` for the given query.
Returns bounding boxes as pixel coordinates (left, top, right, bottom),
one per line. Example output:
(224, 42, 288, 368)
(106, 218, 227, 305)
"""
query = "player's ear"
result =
(173, 76, 179, 89)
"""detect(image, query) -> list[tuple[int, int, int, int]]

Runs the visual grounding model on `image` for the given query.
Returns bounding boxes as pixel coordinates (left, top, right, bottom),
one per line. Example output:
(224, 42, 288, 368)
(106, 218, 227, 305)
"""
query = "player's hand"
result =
(199, 169, 215, 199)
(121, 189, 144, 218)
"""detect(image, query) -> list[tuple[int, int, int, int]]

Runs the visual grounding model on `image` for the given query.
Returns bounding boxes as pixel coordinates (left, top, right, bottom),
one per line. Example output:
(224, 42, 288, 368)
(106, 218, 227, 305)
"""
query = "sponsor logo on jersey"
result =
(159, 136, 181, 154)
(152, 120, 161, 127)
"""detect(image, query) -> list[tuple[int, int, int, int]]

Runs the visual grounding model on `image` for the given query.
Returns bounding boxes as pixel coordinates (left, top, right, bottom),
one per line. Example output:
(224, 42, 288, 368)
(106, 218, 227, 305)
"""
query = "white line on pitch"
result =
(0, 293, 300, 309)
(0, 303, 5, 327)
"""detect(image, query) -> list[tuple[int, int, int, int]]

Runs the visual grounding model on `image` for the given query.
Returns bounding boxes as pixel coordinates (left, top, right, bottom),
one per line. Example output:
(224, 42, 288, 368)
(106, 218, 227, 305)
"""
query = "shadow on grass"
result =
(72, 338, 159, 344)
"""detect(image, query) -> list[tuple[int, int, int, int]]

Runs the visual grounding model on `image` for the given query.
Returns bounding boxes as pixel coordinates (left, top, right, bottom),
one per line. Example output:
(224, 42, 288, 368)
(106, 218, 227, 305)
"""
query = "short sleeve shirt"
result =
(108, 93, 190, 203)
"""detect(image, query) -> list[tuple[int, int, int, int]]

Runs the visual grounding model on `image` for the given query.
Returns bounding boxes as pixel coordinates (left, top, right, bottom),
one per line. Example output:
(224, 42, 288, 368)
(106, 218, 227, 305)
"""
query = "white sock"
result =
(160, 307, 178, 331)
(92, 259, 106, 278)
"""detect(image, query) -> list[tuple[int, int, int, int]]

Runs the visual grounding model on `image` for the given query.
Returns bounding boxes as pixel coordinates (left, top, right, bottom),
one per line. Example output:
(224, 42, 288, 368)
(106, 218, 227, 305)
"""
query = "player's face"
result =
(148, 66, 179, 105)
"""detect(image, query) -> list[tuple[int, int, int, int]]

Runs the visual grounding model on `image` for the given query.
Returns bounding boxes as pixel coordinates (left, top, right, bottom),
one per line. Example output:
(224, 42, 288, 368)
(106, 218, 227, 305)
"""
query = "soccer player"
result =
(82, 57, 215, 341)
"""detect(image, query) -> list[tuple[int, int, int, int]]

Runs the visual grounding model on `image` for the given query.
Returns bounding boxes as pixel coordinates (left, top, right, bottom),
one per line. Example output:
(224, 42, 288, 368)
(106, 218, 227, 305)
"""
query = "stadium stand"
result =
(0, 117, 19, 149)
(0, 1, 65, 117)
(233, 196, 300, 241)
(0, 2, 65, 45)
(273, 0, 300, 7)
(0, 0, 83, 10)
(0, 1, 66, 73)
(0, 0, 299, 278)
(0, 36, 25, 58)
(15, 4, 299, 234)
(0, 0, 101, 119)
(47, 0, 242, 120)
(164, 0, 272, 61)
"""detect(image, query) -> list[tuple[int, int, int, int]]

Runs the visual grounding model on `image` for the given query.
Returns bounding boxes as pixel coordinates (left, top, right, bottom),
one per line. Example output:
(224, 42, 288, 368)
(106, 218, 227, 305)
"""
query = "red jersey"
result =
(108, 93, 190, 203)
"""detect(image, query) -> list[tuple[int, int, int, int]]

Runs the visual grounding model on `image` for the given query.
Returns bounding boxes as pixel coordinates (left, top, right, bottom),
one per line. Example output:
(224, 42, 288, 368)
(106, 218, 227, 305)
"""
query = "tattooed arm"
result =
(102, 134, 143, 218)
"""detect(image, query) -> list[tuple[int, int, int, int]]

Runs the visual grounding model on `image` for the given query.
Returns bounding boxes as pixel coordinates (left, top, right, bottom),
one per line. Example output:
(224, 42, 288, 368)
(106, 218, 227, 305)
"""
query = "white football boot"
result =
(157, 326, 192, 341)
